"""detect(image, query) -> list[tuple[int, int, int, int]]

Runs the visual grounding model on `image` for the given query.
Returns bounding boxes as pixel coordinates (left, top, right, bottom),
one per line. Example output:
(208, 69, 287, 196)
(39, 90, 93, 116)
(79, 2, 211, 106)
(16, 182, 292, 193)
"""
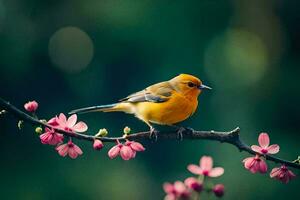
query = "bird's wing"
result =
(119, 81, 173, 103)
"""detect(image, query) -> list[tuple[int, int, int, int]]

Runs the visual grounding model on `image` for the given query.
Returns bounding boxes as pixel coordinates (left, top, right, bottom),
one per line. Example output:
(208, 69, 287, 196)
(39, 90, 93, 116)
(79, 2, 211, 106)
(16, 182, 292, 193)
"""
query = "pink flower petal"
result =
(130, 141, 145, 151)
(187, 164, 202, 175)
(40, 132, 51, 144)
(45, 127, 51, 132)
(288, 170, 296, 178)
(251, 162, 260, 173)
(67, 114, 77, 128)
(47, 134, 57, 145)
(56, 143, 65, 151)
(163, 183, 174, 193)
(209, 167, 224, 177)
(53, 134, 63, 145)
(164, 194, 176, 200)
(73, 144, 83, 155)
(243, 157, 255, 170)
(120, 146, 133, 160)
(68, 148, 78, 159)
(251, 145, 262, 153)
(173, 181, 186, 193)
(108, 145, 121, 159)
(58, 113, 67, 124)
(184, 177, 202, 192)
(48, 117, 59, 126)
(259, 159, 268, 173)
(56, 144, 68, 157)
(267, 144, 280, 154)
(258, 133, 270, 148)
(270, 167, 281, 178)
(200, 156, 213, 171)
(131, 150, 136, 158)
(72, 122, 88, 132)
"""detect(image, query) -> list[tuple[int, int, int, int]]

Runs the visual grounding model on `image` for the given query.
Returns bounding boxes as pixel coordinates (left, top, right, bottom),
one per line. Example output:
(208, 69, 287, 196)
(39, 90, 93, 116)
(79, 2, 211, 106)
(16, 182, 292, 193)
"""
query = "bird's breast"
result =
(135, 93, 198, 125)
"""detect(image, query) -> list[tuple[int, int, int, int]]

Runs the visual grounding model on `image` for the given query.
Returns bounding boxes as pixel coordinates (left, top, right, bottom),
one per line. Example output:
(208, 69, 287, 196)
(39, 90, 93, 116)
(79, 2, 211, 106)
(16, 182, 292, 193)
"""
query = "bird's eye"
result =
(187, 82, 195, 88)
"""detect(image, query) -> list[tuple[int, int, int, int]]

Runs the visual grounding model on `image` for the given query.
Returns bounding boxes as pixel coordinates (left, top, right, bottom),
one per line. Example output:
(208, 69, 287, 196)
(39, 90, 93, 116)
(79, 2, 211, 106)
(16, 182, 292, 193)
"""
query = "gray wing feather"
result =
(127, 92, 167, 103)
(120, 82, 173, 103)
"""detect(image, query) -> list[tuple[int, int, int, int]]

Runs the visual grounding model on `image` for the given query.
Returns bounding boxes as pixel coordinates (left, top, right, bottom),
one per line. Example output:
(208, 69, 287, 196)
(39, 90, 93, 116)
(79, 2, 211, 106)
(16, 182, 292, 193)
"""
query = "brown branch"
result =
(0, 97, 299, 169)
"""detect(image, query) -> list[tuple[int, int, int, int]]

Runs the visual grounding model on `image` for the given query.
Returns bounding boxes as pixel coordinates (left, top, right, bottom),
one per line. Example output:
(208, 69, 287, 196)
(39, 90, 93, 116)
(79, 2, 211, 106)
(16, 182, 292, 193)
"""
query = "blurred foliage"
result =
(0, 0, 300, 199)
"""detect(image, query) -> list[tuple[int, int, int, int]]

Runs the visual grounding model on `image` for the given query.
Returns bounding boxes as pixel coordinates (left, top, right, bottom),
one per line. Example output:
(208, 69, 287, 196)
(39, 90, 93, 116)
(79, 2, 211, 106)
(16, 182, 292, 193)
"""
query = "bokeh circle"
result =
(48, 27, 94, 73)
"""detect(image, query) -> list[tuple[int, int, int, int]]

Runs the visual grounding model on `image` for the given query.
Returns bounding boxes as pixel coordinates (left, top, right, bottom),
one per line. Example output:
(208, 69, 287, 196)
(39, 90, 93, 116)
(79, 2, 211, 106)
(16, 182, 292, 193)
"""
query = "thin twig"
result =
(0, 97, 299, 169)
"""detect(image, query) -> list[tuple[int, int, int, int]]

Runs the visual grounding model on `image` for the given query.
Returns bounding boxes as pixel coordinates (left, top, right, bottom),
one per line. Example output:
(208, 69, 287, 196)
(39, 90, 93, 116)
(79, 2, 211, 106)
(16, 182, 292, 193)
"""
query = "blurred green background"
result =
(0, 0, 299, 199)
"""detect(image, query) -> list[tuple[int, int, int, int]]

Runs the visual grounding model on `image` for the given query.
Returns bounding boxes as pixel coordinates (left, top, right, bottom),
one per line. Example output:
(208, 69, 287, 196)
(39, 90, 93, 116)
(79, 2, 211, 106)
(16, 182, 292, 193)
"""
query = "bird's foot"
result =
(176, 127, 185, 141)
(176, 127, 194, 141)
(149, 127, 159, 142)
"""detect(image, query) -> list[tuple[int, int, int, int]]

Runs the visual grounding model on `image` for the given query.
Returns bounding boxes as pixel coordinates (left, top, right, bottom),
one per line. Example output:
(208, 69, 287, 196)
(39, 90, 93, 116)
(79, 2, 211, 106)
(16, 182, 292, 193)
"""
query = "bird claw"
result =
(176, 127, 194, 141)
(176, 127, 185, 141)
(149, 127, 158, 142)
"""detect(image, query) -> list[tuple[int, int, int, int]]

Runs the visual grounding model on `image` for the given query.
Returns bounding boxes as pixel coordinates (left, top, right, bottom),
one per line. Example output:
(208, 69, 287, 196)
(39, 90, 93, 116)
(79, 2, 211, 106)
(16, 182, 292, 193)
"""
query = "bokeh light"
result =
(48, 27, 94, 73)
(204, 28, 269, 89)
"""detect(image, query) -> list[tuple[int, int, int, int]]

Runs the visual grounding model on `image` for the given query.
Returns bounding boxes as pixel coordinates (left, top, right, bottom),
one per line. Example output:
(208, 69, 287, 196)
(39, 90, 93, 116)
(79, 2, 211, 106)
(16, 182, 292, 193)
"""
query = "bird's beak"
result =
(198, 84, 212, 90)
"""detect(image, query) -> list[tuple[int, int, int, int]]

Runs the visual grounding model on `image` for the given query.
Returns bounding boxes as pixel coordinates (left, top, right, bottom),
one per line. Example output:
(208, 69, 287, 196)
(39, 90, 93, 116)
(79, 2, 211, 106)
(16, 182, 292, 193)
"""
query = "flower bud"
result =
(123, 126, 131, 134)
(39, 119, 48, 124)
(18, 120, 24, 130)
(213, 184, 225, 197)
(93, 139, 104, 150)
(35, 127, 43, 134)
(24, 101, 38, 112)
(293, 156, 300, 164)
(97, 128, 108, 137)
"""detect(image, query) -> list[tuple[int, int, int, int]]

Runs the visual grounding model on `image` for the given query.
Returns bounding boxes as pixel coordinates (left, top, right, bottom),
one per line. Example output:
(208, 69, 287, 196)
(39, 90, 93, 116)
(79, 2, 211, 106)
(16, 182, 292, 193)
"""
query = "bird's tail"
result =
(69, 103, 121, 115)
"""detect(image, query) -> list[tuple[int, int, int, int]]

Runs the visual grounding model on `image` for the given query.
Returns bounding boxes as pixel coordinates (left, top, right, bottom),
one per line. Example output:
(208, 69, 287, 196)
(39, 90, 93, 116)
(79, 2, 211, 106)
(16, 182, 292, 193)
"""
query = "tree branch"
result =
(0, 97, 299, 169)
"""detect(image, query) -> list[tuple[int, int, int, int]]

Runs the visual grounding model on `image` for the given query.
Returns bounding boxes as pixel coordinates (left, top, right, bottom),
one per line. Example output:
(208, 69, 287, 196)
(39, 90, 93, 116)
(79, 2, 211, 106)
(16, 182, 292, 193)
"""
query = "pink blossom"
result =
(108, 143, 134, 160)
(270, 165, 296, 184)
(93, 139, 104, 150)
(251, 133, 279, 155)
(24, 101, 38, 112)
(163, 181, 190, 200)
(108, 141, 145, 160)
(184, 177, 202, 192)
(243, 155, 268, 173)
(56, 113, 88, 132)
(39, 127, 64, 145)
(56, 140, 83, 159)
(187, 156, 224, 177)
(125, 140, 145, 159)
(213, 184, 225, 197)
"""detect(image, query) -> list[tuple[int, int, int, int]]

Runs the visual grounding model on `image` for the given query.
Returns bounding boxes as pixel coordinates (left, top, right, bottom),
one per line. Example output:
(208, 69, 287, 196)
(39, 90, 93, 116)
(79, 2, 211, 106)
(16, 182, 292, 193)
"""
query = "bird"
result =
(69, 74, 211, 139)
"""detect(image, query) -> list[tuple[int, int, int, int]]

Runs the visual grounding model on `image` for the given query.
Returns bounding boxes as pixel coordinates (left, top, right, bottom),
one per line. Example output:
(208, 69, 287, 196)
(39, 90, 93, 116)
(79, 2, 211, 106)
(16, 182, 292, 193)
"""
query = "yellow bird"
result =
(69, 74, 211, 138)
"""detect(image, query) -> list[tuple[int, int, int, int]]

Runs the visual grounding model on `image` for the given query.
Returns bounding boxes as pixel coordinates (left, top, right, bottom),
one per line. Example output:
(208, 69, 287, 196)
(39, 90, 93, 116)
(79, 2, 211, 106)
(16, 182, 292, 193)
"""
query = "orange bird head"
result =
(169, 74, 212, 98)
